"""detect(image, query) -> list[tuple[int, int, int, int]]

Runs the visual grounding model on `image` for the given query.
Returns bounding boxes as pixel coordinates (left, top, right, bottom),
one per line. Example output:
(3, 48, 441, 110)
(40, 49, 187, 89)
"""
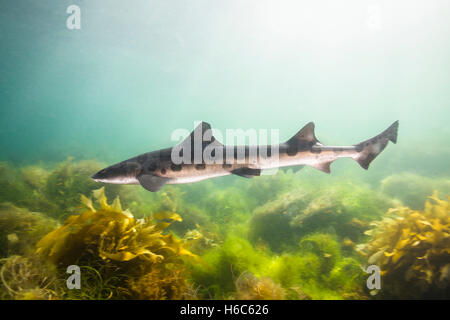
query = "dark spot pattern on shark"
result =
(195, 164, 206, 170)
(171, 163, 182, 171)
(147, 162, 158, 172)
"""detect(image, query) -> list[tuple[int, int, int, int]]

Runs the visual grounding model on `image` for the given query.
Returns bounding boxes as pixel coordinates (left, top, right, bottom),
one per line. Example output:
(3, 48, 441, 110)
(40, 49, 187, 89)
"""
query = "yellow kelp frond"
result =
(36, 188, 196, 265)
(80, 194, 95, 212)
(153, 211, 183, 222)
(34, 188, 195, 299)
(358, 192, 450, 298)
(92, 187, 109, 211)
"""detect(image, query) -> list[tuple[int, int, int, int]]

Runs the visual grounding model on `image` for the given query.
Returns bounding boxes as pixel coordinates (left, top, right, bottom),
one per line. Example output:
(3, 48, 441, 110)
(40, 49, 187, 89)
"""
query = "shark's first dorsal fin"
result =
(178, 121, 222, 149)
(172, 122, 223, 164)
(286, 122, 320, 147)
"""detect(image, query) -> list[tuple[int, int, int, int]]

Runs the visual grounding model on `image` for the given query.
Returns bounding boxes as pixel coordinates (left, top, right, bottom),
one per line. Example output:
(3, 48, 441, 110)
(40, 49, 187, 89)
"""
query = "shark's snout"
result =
(91, 162, 141, 185)
(91, 172, 101, 181)
(91, 169, 107, 182)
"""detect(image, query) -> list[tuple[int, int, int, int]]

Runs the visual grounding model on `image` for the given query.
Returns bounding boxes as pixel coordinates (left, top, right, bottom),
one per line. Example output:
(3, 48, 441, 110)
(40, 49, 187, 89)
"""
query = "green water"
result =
(0, 1, 449, 300)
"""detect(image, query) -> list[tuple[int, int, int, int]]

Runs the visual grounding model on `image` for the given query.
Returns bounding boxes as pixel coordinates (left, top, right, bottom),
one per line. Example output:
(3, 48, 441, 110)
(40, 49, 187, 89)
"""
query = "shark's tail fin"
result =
(353, 121, 399, 170)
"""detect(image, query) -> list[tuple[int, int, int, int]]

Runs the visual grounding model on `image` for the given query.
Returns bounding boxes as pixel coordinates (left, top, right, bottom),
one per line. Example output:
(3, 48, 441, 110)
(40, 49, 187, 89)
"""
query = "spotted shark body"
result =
(91, 121, 398, 192)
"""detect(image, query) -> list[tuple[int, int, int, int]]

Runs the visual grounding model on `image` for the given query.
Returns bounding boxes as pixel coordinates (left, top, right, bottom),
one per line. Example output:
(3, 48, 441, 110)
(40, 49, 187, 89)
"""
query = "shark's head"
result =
(91, 161, 141, 184)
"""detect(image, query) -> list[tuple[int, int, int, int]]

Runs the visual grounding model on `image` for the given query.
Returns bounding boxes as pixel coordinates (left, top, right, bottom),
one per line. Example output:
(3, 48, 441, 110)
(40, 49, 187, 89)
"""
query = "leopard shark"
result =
(91, 121, 398, 192)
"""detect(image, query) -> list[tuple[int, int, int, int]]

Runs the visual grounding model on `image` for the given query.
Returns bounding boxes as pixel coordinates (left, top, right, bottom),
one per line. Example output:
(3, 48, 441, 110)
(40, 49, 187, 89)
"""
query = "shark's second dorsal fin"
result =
(286, 122, 319, 146)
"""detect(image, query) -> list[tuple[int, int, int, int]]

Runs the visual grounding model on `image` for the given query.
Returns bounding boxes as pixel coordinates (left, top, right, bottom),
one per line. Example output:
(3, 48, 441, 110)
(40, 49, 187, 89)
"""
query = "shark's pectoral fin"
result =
(231, 167, 261, 178)
(311, 161, 333, 174)
(137, 174, 171, 192)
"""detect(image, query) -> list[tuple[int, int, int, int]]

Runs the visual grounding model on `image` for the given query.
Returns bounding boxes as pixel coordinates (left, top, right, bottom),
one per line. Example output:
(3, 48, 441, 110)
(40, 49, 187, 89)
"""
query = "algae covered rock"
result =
(0, 162, 30, 205)
(358, 192, 450, 299)
(249, 188, 311, 252)
(380, 172, 450, 210)
(249, 182, 395, 252)
(234, 272, 285, 300)
(0, 203, 58, 257)
(292, 183, 395, 238)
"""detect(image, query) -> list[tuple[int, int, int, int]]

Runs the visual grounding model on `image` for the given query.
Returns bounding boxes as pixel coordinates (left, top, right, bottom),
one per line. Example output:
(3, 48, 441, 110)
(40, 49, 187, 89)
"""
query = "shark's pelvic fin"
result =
(354, 120, 399, 170)
(231, 167, 261, 178)
(311, 161, 332, 174)
(137, 174, 171, 192)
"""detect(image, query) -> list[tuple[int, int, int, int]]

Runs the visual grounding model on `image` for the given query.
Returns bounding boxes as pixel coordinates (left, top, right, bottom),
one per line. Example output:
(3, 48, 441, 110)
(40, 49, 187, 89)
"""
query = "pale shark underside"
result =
(91, 121, 399, 192)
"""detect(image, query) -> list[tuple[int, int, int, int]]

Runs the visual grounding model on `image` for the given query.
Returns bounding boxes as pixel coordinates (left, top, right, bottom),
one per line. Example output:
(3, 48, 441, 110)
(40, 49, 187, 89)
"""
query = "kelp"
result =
(35, 187, 196, 299)
(357, 192, 450, 298)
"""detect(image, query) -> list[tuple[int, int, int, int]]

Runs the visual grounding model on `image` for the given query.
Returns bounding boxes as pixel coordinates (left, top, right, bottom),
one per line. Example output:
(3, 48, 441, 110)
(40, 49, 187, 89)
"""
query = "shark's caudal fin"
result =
(353, 121, 399, 170)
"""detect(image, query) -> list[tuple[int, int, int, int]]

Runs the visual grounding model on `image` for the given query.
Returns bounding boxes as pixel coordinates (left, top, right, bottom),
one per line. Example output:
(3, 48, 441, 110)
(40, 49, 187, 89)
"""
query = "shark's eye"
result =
(161, 168, 166, 174)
